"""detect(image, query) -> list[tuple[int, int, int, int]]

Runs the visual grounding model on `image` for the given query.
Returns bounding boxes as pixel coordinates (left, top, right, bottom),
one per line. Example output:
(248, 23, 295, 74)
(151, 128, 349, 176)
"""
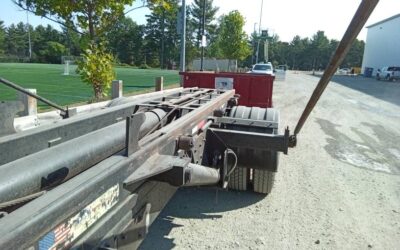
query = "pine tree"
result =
(188, 0, 219, 56)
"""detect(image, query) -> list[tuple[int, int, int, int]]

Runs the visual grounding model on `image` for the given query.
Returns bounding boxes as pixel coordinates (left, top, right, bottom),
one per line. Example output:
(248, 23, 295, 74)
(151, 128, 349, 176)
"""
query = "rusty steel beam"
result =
(294, 0, 379, 136)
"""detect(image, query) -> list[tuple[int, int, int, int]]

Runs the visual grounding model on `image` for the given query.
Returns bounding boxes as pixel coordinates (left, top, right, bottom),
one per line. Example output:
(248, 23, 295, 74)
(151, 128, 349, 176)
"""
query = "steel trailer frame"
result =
(0, 1, 380, 248)
(0, 88, 290, 249)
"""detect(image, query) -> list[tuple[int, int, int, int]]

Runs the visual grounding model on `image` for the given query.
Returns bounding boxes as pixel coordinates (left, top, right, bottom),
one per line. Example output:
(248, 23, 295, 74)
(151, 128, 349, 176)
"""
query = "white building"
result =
(361, 14, 400, 76)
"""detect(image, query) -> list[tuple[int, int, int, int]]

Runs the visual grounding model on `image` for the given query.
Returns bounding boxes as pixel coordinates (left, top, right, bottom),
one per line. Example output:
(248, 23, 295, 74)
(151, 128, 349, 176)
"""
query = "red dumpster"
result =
(180, 71, 274, 108)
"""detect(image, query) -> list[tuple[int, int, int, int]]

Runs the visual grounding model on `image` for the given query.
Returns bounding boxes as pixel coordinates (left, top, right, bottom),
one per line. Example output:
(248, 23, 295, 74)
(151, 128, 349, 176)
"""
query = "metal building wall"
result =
(361, 14, 400, 75)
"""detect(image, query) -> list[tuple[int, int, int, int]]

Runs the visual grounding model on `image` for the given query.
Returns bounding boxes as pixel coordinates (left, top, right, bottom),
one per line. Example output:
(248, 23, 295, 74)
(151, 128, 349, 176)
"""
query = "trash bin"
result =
(180, 71, 274, 108)
(364, 67, 373, 77)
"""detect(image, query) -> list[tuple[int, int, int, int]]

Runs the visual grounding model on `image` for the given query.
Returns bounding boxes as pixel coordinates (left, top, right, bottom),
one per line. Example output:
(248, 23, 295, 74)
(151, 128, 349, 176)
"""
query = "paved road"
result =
(141, 72, 400, 249)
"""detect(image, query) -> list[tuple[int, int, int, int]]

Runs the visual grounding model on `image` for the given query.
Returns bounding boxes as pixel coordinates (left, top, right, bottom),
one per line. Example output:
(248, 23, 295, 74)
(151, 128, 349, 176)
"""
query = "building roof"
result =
(366, 13, 400, 28)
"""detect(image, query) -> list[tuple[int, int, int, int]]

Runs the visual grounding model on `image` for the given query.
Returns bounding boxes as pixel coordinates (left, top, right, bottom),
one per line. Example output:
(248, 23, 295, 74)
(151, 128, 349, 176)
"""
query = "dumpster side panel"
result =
(248, 77, 273, 107)
(181, 72, 274, 108)
(182, 73, 214, 88)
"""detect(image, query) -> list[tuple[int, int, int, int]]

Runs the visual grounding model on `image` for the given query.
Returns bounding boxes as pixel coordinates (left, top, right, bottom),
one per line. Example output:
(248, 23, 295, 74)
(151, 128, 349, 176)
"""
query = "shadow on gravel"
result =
(140, 187, 265, 249)
(313, 74, 400, 107)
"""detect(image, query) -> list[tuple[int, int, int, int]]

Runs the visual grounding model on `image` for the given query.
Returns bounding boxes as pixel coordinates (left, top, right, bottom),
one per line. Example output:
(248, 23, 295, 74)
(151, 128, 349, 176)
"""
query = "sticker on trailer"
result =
(215, 77, 234, 90)
(38, 184, 119, 250)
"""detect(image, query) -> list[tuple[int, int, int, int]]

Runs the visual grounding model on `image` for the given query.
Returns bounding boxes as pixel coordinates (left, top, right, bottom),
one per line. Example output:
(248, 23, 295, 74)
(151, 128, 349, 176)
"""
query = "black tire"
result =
(227, 106, 251, 191)
(227, 164, 248, 191)
(253, 169, 275, 194)
(227, 106, 279, 194)
(250, 107, 279, 194)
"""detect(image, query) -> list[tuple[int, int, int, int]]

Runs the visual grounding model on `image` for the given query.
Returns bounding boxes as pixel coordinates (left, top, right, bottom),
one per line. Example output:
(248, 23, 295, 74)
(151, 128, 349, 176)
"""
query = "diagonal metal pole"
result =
(293, 0, 379, 136)
(0, 78, 68, 117)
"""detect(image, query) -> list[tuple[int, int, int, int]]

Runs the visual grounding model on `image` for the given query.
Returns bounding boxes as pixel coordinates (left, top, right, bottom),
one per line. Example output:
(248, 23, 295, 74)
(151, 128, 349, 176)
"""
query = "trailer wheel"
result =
(253, 169, 275, 194)
(227, 157, 248, 191)
(249, 107, 279, 194)
(227, 106, 251, 191)
(227, 106, 279, 193)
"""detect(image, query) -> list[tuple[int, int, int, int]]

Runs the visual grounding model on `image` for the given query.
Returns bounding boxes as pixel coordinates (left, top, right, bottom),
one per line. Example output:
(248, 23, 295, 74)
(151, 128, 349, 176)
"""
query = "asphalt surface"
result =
(140, 72, 400, 249)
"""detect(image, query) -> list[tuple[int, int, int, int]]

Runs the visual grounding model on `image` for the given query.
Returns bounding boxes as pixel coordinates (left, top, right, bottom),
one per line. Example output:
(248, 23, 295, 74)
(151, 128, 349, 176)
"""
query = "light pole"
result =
(200, 0, 206, 71)
(258, 0, 263, 34)
(255, 0, 264, 63)
(179, 0, 187, 86)
(26, 11, 32, 60)
(252, 23, 257, 64)
(179, 0, 186, 72)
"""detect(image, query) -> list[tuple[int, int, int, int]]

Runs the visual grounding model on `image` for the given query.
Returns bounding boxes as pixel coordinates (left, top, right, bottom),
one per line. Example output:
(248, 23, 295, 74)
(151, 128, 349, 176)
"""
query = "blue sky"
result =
(1, 0, 399, 42)
(0, 1, 150, 28)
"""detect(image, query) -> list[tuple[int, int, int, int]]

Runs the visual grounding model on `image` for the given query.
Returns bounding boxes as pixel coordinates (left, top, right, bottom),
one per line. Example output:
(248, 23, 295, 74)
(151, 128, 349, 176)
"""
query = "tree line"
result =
(0, 20, 80, 63)
(1, 0, 364, 70)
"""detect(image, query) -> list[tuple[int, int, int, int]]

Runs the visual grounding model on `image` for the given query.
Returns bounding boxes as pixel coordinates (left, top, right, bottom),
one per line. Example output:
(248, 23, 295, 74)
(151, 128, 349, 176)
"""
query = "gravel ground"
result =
(140, 72, 400, 249)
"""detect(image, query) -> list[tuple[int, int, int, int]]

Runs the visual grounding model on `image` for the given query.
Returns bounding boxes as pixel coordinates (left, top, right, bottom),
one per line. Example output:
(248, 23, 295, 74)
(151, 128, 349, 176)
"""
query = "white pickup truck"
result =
(376, 66, 400, 81)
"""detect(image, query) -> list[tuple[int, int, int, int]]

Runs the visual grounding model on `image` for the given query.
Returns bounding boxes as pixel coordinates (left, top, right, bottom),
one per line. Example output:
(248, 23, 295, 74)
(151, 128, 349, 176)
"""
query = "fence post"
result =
(112, 80, 123, 99)
(18, 89, 37, 116)
(155, 77, 164, 91)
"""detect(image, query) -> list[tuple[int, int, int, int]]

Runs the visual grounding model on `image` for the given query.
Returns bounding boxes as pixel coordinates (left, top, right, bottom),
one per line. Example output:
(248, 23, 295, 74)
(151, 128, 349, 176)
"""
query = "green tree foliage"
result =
(188, 0, 219, 55)
(309, 30, 330, 70)
(217, 11, 251, 61)
(107, 17, 144, 66)
(32, 25, 64, 62)
(269, 39, 290, 66)
(5, 22, 29, 58)
(265, 32, 364, 70)
(38, 41, 66, 64)
(288, 35, 307, 70)
(13, 0, 141, 99)
(341, 39, 365, 68)
(0, 20, 5, 55)
(3, 5, 365, 73)
(145, 0, 179, 69)
(13, 0, 134, 41)
(61, 26, 82, 56)
(77, 43, 115, 100)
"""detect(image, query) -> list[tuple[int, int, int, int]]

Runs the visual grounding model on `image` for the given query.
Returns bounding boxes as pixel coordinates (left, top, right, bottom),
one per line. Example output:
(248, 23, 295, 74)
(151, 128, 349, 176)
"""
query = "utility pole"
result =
(200, 0, 206, 71)
(258, 0, 263, 34)
(252, 23, 257, 65)
(255, 0, 264, 63)
(161, 8, 165, 69)
(179, 0, 186, 86)
(26, 11, 32, 60)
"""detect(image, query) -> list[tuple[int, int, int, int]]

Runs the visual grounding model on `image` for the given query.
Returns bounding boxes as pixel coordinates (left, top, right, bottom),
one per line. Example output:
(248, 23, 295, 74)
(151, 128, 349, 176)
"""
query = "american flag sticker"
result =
(38, 223, 72, 250)
(38, 185, 119, 250)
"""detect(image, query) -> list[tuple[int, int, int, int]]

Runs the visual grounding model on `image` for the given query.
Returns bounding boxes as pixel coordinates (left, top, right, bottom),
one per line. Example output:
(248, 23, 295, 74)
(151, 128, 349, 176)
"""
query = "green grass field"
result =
(0, 63, 180, 108)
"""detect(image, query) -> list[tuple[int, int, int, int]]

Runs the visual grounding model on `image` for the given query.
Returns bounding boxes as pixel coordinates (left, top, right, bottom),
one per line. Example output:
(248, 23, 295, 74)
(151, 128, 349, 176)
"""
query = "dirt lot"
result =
(140, 72, 400, 249)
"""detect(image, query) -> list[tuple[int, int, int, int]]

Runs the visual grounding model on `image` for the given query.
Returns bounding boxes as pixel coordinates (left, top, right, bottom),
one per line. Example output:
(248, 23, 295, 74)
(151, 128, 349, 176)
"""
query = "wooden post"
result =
(155, 77, 164, 91)
(18, 89, 37, 116)
(112, 80, 123, 99)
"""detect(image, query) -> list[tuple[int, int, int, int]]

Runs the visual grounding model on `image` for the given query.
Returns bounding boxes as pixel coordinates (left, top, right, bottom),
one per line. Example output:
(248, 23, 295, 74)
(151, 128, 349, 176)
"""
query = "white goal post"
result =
(61, 56, 82, 76)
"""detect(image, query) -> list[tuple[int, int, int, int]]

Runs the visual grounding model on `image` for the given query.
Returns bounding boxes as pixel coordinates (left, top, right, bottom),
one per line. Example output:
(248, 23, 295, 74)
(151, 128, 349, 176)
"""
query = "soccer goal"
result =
(61, 56, 82, 76)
